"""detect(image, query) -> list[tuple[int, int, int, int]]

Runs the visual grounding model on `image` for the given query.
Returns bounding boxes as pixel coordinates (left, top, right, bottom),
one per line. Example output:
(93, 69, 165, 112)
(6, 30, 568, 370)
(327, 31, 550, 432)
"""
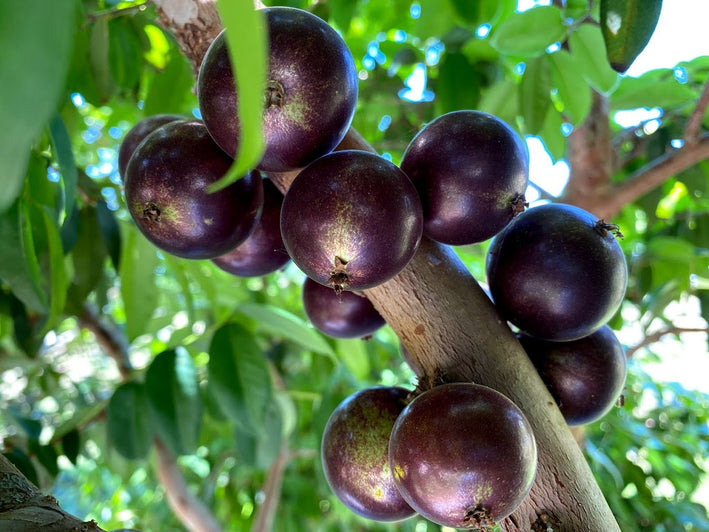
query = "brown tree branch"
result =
(0, 453, 106, 532)
(626, 326, 709, 359)
(154, 439, 222, 532)
(684, 79, 709, 145)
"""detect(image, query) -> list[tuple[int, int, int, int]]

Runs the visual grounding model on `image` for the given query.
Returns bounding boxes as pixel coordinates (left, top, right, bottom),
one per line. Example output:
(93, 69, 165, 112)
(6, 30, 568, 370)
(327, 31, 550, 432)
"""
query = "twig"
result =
(250, 442, 290, 532)
(626, 326, 708, 358)
(683, 80, 709, 145)
(78, 302, 133, 378)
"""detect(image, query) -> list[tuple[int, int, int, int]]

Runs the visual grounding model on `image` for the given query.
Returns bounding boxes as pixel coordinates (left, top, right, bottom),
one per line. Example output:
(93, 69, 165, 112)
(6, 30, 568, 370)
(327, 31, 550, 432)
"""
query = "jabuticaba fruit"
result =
(321, 386, 416, 522)
(280, 150, 423, 293)
(124, 120, 263, 259)
(486, 203, 628, 341)
(389, 382, 537, 528)
(400, 110, 529, 246)
(212, 178, 290, 277)
(118, 114, 186, 177)
(197, 6, 358, 172)
(518, 325, 627, 425)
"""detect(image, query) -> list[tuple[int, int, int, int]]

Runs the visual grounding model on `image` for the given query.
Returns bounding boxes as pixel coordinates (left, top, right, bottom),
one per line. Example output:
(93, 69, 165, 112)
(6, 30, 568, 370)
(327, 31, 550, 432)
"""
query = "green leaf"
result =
(610, 73, 697, 111)
(234, 396, 283, 469)
(0, 0, 77, 212)
(235, 302, 335, 357)
(61, 429, 81, 465)
(569, 23, 619, 94)
(478, 79, 519, 129)
(37, 205, 67, 336)
(89, 16, 115, 102)
(107, 382, 154, 460)
(207, 322, 272, 435)
(28, 439, 59, 477)
(600, 0, 663, 73)
(548, 49, 592, 125)
(96, 200, 121, 271)
(211, 1, 267, 191)
(335, 338, 370, 381)
(435, 52, 480, 115)
(143, 48, 196, 116)
(108, 17, 143, 89)
(145, 349, 202, 456)
(490, 6, 567, 57)
(0, 200, 47, 312)
(519, 55, 551, 135)
(119, 223, 160, 342)
(48, 114, 78, 223)
(67, 206, 108, 310)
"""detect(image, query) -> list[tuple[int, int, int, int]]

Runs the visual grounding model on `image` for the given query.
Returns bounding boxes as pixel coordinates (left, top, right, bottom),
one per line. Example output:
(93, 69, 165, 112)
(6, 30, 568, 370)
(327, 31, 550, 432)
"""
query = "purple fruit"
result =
(197, 7, 358, 172)
(321, 386, 416, 522)
(280, 150, 423, 293)
(400, 110, 529, 245)
(486, 203, 628, 341)
(211, 178, 290, 277)
(302, 277, 385, 339)
(389, 383, 537, 528)
(518, 325, 627, 425)
(118, 114, 186, 177)
(124, 120, 263, 259)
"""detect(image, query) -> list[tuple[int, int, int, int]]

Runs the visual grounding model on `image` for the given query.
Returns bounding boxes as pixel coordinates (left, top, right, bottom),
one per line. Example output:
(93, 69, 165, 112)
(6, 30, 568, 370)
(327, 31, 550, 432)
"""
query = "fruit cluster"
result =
(118, 5, 629, 528)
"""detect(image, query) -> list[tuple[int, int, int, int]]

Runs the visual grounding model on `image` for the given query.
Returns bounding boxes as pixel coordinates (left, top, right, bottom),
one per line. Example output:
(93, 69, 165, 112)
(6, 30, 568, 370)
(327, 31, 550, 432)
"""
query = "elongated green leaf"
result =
(0, 201, 47, 312)
(610, 74, 697, 112)
(235, 302, 335, 357)
(48, 114, 78, 223)
(210, 1, 267, 191)
(107, 382, 154, 460)
(600, 0, 662, 73)
(478, 79, 518, 125)
(490, 5, 567, 57)
(38, 206, 67, 336)
(436, 52, 480, 115)
(144, 48, 196, 116)
(119, 223, 160, 342)
(89, 16, 115, 102)
(145, 349, 202, 456)
(234, 396, 283, 469)
(520, 55, 551, 135)
(96, 200, 121, 270)
(548, 49, 592, 125)
(569, 24, 619, 94)
(207, 322, 272, 435)
(67, 206, 108, 312)
(108, 17, 143, 89)
(61, 429, 81, 465)
(0, 0, 77, 212)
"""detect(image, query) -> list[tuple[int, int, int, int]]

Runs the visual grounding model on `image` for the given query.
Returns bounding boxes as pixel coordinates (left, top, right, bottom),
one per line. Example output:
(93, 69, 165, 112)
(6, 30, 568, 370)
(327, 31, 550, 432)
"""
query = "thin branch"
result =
(250, 443, 290, 532)
(78, 302, 133, 379)
(626, 326, 708, 358)
(154, 439, 223, 532)
(684, 80, 709, 145)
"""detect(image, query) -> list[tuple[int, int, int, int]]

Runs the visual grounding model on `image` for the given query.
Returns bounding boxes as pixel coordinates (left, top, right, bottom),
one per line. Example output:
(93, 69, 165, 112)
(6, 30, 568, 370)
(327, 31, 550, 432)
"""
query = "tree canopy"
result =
(1, 1, 708, 531)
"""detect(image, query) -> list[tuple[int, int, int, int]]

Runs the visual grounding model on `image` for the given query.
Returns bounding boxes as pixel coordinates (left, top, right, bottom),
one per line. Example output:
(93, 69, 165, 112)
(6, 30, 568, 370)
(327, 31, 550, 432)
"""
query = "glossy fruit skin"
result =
(197, 7, 358, 172)
(486, 203, 628, 341)
(389, 383, 537, 528)
(280, 150, 423, 292)
(211, 178, 290, 277)
(302, 277, 385, 339)
(400, 110, 529, 245)
(518, 325, 627, 425)
(124, 120, 263, 259)
(321, 386, 415, 522)
(118, 114, 186, 177)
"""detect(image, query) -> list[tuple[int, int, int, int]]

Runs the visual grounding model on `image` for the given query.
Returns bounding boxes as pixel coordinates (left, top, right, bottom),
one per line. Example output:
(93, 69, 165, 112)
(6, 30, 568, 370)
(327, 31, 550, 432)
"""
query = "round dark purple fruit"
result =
(400, 110, 529, 246)
(485, 203, 628, 341)
(518, 325, 627, 425)
(211, 178, 290, 277)
(124, 120, 263, 259)
(280, 150, 423, 293)
(302, 277, 385, 339)
(321, 386, 416, 522)
(197, 6, 358, 172)
(389, 382, 537, 528)
(118, 114, 186, 177)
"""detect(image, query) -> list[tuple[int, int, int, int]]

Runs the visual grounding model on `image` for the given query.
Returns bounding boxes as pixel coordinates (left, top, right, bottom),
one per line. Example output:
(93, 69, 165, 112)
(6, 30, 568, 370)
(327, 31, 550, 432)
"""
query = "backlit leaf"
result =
(107, 382, 154, 460)
(520, 55, 551, 135)
(569, 23, 619, 94)
(548, 49, 592, 125)
(490, 6, 566, 57)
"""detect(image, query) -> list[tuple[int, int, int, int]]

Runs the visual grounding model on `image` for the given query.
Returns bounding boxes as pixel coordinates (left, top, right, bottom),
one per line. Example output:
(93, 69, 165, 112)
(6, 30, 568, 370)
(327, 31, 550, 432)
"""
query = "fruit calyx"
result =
(511, 193, 529, 216)
(464, 505, 496, 529)
(329, 256, 350, 294)
(594, 219, 624, 239)
(143, 202, 161, 223)
(266, 79, 286, 108)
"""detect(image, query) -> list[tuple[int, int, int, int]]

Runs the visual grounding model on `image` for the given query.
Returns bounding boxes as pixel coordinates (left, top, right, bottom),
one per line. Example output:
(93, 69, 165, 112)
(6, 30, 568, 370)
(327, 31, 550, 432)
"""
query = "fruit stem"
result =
(594, 219, 624, 239)
(328, 256, 350, 295)
(266, 80, 286, 108)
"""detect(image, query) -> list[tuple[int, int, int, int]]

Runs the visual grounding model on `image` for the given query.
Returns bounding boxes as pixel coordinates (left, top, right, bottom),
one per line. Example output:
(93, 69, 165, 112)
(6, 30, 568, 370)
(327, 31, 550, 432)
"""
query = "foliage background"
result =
(0, 0, 708, 531)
